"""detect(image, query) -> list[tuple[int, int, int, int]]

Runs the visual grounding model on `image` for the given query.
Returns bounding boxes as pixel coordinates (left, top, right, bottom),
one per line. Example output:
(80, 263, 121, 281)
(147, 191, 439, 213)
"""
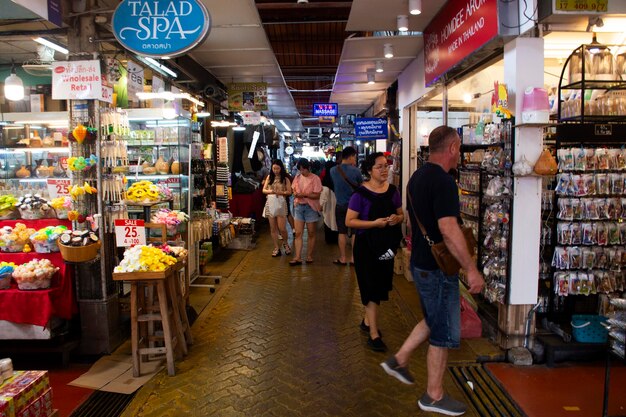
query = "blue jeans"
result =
(412, 265, 461, 348)
(294, 204, 320, 223)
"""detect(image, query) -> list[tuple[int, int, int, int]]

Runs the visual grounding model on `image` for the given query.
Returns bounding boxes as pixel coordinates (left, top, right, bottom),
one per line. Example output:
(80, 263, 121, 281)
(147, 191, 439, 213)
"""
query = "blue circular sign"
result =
(112, 0, 211, 58)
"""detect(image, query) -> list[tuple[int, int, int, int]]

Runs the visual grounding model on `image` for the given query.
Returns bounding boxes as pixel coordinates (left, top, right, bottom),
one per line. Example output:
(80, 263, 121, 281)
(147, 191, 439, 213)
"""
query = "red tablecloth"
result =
(229, 189, 265, 220)
(0, 219, 76, 327)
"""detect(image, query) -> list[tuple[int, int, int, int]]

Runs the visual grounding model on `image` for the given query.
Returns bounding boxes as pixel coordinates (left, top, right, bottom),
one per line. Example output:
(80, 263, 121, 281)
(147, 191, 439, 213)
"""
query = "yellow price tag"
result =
(556, 0, 608, 12)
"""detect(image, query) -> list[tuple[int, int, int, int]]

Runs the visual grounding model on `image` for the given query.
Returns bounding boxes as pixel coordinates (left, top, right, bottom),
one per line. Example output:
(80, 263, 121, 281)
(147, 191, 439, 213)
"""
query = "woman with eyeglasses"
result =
(290, 158, 323, 265)
(345, 152, 404, 352)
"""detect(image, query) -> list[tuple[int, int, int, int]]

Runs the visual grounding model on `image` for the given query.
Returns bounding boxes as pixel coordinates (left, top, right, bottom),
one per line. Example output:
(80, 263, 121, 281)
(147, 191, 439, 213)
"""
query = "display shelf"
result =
(603, 297, 626, 417)
(458, 118, 514, 305)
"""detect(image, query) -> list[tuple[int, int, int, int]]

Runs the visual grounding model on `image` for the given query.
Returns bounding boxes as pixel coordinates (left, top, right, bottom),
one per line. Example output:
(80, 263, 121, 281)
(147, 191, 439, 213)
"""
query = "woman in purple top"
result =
(346, 152, 404, 352)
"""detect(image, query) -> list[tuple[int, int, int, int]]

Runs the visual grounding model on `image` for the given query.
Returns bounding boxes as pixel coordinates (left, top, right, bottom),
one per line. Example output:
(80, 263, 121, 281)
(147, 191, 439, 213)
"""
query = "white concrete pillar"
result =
(504, 37, 544, 305)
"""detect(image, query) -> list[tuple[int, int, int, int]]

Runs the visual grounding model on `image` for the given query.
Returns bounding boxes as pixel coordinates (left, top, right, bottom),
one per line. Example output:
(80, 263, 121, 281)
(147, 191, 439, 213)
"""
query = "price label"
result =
(114, 219, 146, 247)
(47, 179, 71, 198)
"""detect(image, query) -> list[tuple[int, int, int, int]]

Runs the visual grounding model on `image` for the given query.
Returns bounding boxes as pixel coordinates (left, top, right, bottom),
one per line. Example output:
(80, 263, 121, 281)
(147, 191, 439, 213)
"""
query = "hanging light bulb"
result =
(409, 0, 422, 15)
(588, 32, 604, 54)
(375, 61, 384, 73)
(367, 68, 375, 85)
(4, 61, 24, 101)
(397, 15, 409, 32)
(384, 43, 394, 59)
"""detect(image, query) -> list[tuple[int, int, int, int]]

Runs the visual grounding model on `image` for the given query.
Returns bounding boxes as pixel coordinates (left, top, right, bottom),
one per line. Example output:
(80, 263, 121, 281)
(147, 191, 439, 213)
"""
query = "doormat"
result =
(448, 363, 525, 417)
(70, 390, 136, 417)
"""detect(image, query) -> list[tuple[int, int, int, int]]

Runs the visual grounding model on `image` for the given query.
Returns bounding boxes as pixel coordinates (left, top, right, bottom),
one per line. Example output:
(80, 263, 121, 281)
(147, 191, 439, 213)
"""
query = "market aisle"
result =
(119, 230, 481, 417)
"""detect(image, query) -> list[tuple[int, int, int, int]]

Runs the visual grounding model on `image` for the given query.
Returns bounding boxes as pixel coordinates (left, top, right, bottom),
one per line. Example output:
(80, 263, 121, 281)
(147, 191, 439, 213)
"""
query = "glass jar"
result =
(590, 46, 614, 81)
(569, 48, 592, 83)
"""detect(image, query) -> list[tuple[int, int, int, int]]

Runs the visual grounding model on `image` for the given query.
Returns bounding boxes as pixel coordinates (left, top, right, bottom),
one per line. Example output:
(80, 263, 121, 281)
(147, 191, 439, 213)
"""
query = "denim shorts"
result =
(412, 265, 461, 348)
(294, 204, 320, 223)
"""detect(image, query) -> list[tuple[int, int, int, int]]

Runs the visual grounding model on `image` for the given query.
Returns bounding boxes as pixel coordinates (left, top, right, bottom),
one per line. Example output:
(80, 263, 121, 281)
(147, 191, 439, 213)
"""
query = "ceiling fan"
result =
(21, 45, 55, 77)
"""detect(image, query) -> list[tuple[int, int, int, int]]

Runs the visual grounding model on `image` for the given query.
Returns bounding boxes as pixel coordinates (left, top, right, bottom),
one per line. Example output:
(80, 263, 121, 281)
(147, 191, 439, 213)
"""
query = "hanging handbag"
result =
(407, 190, 476, 276)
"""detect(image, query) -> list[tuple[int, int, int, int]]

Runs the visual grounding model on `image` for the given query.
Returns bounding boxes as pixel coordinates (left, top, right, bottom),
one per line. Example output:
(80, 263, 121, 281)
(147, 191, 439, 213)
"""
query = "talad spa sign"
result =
(112, 0, 211, 58)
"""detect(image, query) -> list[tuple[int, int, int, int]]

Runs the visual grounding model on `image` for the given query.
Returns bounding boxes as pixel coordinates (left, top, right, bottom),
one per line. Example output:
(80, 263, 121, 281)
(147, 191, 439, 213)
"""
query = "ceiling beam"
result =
(256, 2, 351, 10)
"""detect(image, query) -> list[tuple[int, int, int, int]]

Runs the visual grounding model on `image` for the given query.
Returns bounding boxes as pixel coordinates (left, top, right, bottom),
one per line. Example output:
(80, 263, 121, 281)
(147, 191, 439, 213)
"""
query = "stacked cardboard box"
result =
(0, 371, 53, 417)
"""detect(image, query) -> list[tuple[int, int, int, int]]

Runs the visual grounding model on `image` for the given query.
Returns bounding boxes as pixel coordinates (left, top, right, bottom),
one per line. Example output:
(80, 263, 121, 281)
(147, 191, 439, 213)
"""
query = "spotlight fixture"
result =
(4, 61, 24, 101)
(409, 0, 422, 15)
(33, 37, 68, 55)
(463, 93, 472, 104)
(384, 43, 394, 59)
(375, 61, 384, 73)
(588, 32, 605, 54)
(397, 15, 409, 32)
(367, 68, 375, 85)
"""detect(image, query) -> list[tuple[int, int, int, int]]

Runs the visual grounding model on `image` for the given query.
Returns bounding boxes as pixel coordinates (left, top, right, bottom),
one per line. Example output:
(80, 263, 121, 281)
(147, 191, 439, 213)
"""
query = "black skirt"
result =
(353, 233, 394, 305)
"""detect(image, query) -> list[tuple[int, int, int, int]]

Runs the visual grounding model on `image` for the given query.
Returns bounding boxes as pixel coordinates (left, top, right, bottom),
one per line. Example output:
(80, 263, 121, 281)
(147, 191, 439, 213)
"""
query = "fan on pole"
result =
(21, 45, 55, 77)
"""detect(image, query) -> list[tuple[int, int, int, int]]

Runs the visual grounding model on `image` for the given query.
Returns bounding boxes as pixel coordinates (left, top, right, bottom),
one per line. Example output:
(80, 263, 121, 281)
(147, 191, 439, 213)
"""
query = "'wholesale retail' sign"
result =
(51, 60, 112, 102)
(354, 118, 388, 139)
(112, 0, 211, 58)
(423, 0, 498, 87)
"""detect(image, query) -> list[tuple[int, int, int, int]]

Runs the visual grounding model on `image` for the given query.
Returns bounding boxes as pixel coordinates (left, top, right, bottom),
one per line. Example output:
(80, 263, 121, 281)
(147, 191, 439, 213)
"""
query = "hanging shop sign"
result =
(312, 103, 338, 117)
(111, 0, 211, 58)
(423, 0, 499, 87)
(51, 60, 111, 101)
(11, 0, 63, 27)
(354, 118, 388, 139)
(318, 116, 335, 124)
(115, 219, 147, 247)
(227, 83, 268, 112)
(555, 0, 608, 12)
(126, 60, 144, 102)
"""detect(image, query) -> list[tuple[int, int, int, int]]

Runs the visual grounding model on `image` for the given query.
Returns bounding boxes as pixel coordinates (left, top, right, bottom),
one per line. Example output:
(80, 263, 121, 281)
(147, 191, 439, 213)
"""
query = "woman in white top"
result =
(263, 159, 292, 257)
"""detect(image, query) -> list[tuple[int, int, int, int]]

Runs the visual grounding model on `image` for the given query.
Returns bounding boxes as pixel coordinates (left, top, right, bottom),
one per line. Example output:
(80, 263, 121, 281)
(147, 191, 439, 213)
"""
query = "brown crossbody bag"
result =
(407, 190, 477, 276)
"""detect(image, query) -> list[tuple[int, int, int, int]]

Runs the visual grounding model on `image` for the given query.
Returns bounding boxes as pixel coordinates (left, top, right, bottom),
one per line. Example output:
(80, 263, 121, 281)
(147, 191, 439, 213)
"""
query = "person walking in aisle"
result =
(262, 159, 292, 257)
(330, 146, 363, 265)
(345, 152, 404, 352)
(290, 158, 323, 265)
(381, 126, 484, 416)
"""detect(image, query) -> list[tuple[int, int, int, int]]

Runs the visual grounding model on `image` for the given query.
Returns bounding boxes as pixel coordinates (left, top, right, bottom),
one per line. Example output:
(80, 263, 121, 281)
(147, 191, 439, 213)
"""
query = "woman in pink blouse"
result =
(289, 158, 323, 265)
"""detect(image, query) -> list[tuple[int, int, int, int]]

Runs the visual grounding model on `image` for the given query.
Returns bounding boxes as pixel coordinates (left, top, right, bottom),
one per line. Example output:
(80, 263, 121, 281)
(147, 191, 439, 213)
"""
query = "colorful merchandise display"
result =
(113, 245, 178, 273)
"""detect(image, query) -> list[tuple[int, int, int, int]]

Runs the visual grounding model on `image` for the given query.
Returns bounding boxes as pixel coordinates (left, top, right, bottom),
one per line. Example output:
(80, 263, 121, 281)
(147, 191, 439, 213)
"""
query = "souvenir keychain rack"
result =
(549, 123, 626, 323)
(458, 119, 515, 305)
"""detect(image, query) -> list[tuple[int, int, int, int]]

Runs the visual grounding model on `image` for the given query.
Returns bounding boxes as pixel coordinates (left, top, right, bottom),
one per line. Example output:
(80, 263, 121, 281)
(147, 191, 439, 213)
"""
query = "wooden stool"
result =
(130, 273, 178, 376)
(115, 266, 185, 377)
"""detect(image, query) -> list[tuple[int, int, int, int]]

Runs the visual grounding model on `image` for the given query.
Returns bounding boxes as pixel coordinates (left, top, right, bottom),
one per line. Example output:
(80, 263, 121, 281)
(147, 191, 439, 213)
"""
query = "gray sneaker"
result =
(418, 393, 467, 416)
(380, 356, 414, 385)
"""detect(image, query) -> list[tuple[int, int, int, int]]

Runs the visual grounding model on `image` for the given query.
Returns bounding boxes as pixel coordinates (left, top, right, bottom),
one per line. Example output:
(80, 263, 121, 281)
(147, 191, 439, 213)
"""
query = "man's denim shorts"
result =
(412, 265, 461, 348)
(294, 203, 320, 223)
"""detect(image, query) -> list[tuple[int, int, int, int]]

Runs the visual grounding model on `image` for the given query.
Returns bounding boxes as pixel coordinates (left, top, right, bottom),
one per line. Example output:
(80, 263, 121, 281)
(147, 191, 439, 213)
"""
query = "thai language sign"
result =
(355, 118, 388, 139)
(227, 83, 268, 112)
(423, 0, 498, 87)
(51, 60, 111, 101)
(313, 103, 338, 117)
(112, 0, 211, 58)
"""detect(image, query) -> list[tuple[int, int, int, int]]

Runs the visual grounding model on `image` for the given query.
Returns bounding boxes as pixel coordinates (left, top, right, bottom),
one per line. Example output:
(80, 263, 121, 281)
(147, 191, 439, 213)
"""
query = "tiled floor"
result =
(119, 229, 494, 417)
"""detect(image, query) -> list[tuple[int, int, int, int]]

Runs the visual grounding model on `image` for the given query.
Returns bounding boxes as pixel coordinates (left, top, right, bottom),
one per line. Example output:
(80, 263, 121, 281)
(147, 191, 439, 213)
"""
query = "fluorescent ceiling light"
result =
(143, 57, 178, 78)
(136, 91, 204, 107)
(409, 0, 421, 15)
(278, 119, 290, 130)
(384, 43, 394, 59)
(33, 37, 68, 55)
(196, 112, 211, 118)
(232, 126, 246, 131)
(283, 132, 292, 137)
(367, 69, 375, 84)
(211, 121, 237, 127)
(397, 15, 409, 32)
(14, 120, 68, 125)
(375, 61, 384, 73)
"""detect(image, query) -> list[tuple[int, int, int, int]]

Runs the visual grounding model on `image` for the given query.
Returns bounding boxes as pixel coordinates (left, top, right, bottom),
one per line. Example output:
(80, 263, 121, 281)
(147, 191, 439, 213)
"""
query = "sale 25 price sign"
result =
(47, 179, 71, 198)
(114, 219, 147, 247)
